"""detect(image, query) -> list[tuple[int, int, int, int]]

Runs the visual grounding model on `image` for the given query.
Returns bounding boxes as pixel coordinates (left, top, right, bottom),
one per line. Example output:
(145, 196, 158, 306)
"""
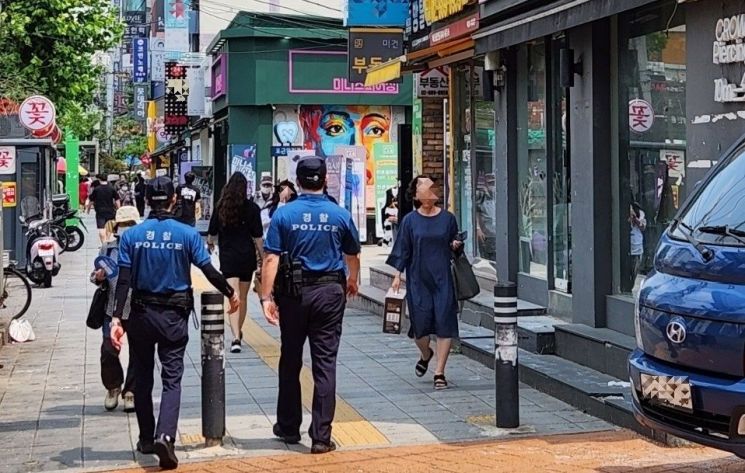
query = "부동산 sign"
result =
(348, 29, 404, 84)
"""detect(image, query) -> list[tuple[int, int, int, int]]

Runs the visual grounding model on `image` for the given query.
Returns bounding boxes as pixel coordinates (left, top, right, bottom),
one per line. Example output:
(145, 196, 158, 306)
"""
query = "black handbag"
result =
(451, 251, 480, 301)
(86, 285, 108, 330)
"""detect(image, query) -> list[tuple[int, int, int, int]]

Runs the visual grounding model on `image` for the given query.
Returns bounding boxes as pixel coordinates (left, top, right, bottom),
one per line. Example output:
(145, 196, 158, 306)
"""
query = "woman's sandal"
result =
(434, 374, 448, 390)
(415, 348, 434, 377)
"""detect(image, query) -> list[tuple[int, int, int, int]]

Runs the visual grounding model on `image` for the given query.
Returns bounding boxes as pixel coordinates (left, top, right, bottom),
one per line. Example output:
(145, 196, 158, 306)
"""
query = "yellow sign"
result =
(423, 0, 469, 24)
(146, 101, 156, 153)
(2, 182, 17, 207)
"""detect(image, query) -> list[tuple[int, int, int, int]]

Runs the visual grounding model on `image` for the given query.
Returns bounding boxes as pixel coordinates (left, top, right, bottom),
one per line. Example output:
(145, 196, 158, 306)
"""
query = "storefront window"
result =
(618, 5, 686, 294)
(473, 89, 497, 263)
(519, 40, 548, 278)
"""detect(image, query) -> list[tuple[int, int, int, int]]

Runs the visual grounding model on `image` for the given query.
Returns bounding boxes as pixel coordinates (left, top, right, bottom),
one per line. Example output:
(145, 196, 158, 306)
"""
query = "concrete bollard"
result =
(201, 291, 225, 446)
(494, 282, 519, 428)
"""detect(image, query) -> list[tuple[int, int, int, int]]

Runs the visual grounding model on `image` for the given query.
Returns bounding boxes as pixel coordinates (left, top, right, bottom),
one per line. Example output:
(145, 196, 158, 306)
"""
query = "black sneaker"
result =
(272, 423, 301, 444)
(136, 439, 154, 454)
(311, 440, 337, 454)
(230, 339, 241, 353)
(153, 434, 178, 470)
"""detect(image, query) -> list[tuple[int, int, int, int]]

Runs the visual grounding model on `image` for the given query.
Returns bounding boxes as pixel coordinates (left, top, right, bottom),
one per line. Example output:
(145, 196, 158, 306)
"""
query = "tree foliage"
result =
(97, 117, 147, 173)
(0, 0, 123, 139)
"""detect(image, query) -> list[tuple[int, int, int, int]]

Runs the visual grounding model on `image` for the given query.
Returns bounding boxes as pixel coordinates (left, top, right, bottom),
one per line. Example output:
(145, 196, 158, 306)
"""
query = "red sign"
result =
(430, 13, 479, 46)
(19, 95, 56, 132)
(2, 182, 17, 208)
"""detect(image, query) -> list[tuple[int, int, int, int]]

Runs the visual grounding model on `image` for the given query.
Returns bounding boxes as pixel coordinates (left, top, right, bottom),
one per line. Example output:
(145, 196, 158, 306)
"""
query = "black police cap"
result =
(146, 176, 175, 202)
(296, 156, 326, 184)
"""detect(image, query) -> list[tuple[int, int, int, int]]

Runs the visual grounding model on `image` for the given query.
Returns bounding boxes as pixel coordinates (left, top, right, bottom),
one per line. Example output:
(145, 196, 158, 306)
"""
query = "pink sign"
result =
(289, 50, 400, 95)
(212, 53, 227, 99)
(19, 95, 56, 132)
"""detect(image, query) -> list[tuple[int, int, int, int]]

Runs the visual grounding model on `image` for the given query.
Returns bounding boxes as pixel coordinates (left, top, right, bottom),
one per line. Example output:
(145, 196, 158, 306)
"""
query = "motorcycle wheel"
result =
(51, 225, 69, 254)
(43, 271, 52, 288)
(64, 226, 84, 252)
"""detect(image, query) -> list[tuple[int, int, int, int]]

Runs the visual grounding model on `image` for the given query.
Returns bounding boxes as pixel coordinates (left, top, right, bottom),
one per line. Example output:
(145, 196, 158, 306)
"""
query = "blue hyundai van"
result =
(630, 135, 745, 457)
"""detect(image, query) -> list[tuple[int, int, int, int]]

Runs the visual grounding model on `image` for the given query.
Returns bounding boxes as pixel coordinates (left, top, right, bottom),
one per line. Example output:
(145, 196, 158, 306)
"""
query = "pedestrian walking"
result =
(175, 172, 202, 227)
(88, 174, 121, 244)
(386, 176, 462, 390)
(253, 172, 274, 209)
(110, 176, 239, 469)
(79, 177, 90, 208)
(207, 172, 264, 353)
(260, 156, 360, 454)
(134, 173, 147, 217)
(91, 206, 140, 413)
(260, 180, 297, 237)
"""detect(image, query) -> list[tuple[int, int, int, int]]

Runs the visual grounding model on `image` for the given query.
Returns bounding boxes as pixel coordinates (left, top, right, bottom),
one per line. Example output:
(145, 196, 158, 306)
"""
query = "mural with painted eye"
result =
(272, 105, 404, 189)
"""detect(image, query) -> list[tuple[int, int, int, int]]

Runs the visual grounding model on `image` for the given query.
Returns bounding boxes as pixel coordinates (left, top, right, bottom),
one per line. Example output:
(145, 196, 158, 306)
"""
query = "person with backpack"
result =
(174, 172, 201, 227)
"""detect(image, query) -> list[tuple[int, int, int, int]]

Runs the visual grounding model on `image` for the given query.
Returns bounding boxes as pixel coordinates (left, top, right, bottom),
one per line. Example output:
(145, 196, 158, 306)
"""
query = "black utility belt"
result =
(301, 271, 345, 286)
(133, 290, 194, 310)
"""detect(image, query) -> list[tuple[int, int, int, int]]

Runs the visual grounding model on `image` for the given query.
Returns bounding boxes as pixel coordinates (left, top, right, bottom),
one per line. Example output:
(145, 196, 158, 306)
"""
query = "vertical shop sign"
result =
(412, 99, 423, 175)
(187, 65, 205, 116)
(151, 37, 166, 82)
(406, 0, 431, 51)
(229, 145, 258, 196)
(348, 29, 404, 84)
(134, 84, 148, 122)
(0, 146, 16, 175)
(132, 37, 149, 83)
(164, 62, 189, 135)
(373, 143, 398, 238)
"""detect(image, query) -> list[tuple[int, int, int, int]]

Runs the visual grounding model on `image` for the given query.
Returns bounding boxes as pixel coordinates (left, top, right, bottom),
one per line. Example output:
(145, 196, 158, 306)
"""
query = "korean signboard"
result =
(348, 29, 404, 83)
(430, 13, 479, 45)
(134, 84, 148, 122)
(406, 0, 431, 51)
(0, 147, 16, 175)
(229, 145, 257, 195)
(165, 0, 191, 28)
(164, 62, 190, 135)
(423, 0, 470, 24)
(415, 67, 449, 97)
(290, 50, 400, 95)
(123, 9, 147, 53)
(132, 37, 149, 83)
(345, 0, 408, 27)
(19, 95, 57, 136)
(2, 182, 17, 208)
(629, 98, 654, 133)
(151, 38, 166, 82)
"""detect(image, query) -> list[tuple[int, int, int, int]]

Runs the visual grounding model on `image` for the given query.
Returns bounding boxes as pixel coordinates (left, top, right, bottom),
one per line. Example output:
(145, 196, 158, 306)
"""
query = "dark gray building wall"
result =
(686, 0, 745, 186)
(569, 20, 613, 327)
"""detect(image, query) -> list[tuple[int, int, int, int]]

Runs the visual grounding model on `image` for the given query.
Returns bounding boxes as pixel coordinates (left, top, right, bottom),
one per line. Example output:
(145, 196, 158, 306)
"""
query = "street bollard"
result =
(201, 291, 225, 446)
(494, 282, 519, 428)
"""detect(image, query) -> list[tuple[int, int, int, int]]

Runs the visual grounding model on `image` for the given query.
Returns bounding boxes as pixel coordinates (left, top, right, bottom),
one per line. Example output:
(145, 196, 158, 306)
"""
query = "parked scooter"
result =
(21, 218, 62, 287)
(51, 209, 86, 252)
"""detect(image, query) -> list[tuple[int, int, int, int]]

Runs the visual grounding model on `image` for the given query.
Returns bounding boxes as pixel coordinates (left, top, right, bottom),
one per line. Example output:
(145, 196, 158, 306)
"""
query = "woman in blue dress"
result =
(386, 176, 462, 389)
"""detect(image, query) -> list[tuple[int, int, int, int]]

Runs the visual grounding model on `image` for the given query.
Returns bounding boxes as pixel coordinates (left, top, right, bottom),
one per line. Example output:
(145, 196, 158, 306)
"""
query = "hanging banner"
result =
(412, 98, 423, 175)
(335, 145, 367, 242)
(134, 84, 148, 122)
(373, 143, 398, 238)
(276, 149, 316, 184)
(2, 182, 17, 208)
(132, 37, 149, 83)
(406, 0, 432, 51)
(151, 37, 166, 82)
(152, 0, 165, 35)
(165, 27, 189, 60)
(165, 0, 191, 28)
(187, 65, 205, 116)
(164, 62, 189, 135)
(229, 145, 258, 196)
(191, 165, 213, 233)
(0, 146, 16, 175)
(146, 101, 157, 152)
(325, 155, 344, 204)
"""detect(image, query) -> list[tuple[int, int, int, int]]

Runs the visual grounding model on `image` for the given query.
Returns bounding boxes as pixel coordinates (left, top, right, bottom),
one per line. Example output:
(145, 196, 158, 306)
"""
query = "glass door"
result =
(550, 36, 571, 293)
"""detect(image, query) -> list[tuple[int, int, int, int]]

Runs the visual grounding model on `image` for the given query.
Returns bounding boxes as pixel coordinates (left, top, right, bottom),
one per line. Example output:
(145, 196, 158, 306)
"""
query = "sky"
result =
(198, 0, 344, 50)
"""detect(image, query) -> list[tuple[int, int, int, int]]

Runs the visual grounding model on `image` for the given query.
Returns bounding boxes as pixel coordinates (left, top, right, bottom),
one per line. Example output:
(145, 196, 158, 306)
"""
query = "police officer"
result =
(110, 176, 239, 469)
(261, 156, 360, 454)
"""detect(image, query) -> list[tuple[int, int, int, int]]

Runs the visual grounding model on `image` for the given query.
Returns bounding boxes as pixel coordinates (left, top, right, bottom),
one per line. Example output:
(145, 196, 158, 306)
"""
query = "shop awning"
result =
(474, 0, 657, 54)
(365, 56, 404, 87)
(56, 157, 88, 175)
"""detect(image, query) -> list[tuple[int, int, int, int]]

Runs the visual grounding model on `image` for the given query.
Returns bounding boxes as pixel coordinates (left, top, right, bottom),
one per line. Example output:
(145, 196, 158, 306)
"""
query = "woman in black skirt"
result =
(208, 173, 264, 353)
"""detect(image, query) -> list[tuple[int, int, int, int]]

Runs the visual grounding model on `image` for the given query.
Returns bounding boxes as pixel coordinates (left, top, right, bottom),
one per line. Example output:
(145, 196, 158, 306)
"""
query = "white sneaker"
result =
(123, 392, 135, 413)
(105, 388, 121, 411)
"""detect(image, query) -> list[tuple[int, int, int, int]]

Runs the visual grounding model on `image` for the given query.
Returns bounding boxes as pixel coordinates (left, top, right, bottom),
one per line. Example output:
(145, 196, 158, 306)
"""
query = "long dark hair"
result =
(217, 173, 248, 226)
(268, 180, 297, 217)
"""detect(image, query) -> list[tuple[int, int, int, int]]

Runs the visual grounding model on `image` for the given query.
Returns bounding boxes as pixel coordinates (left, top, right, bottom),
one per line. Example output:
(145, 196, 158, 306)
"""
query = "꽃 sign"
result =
(19, 95, 56, 133)
(629, 99, 654, 133)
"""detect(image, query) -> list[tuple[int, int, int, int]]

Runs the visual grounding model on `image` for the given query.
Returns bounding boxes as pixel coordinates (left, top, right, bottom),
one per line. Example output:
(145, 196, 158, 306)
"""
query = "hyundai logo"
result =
(666, 318, 687, 344)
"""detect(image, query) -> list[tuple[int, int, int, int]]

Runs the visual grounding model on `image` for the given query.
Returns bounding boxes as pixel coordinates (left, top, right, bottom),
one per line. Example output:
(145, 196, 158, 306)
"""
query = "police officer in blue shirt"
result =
(110, 176, 239, 469)
(260, 156, 361, 454)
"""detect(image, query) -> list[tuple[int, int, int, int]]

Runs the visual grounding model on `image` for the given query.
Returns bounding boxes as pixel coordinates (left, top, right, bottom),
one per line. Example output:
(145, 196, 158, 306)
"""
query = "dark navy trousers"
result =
(128, 303, 189, 443)
(277, 282, 346, 444)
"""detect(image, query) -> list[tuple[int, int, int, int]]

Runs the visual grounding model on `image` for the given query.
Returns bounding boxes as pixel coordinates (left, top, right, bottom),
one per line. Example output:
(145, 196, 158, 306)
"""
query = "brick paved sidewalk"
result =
(1, 215, 616, 473)
(107, 430, 740, 473)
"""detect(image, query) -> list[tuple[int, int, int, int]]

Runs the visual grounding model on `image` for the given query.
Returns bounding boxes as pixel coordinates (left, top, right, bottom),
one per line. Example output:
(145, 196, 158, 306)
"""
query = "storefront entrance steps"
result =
(554, 324, 636, 381)
(457, 338, 685, 447)
(351, 265, 562, 354)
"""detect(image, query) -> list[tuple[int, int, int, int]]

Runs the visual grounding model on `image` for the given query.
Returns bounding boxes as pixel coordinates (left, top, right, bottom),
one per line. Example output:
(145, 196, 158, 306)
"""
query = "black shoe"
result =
(272, 423, 301, 444)
(136, 440, 154, 454)
(311, 440, 337, 454)
(230, 339, 242, 353)
(153, 434, 178, 470)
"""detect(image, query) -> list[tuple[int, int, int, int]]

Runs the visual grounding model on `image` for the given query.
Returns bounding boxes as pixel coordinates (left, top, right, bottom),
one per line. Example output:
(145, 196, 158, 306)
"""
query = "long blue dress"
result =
(386, 209, 459, 339)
